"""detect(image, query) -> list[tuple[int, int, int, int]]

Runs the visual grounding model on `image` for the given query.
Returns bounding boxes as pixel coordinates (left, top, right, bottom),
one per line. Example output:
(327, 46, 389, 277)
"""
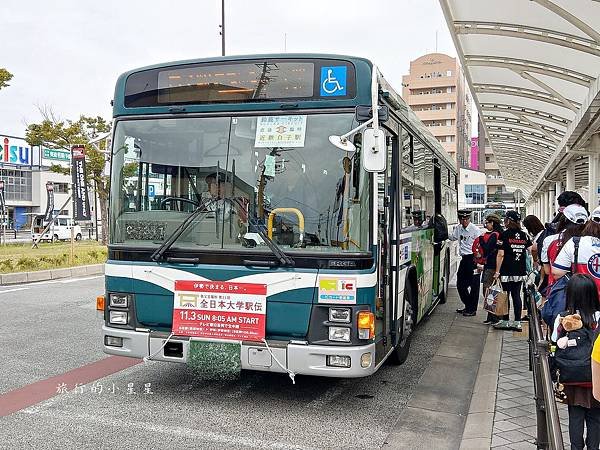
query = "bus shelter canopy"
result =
(440, 0, 600, 198)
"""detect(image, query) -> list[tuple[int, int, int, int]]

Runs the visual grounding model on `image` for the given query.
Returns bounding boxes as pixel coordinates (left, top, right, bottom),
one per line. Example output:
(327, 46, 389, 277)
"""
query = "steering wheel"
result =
(160, 197, 199, 211)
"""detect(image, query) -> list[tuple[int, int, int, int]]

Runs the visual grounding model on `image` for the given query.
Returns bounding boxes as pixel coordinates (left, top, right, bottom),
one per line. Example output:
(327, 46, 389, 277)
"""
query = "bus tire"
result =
(439, 252, 450, 304)
(75, 233, 82, 241)
(52, 234, 58, 243)
(389, 284, 415, 365)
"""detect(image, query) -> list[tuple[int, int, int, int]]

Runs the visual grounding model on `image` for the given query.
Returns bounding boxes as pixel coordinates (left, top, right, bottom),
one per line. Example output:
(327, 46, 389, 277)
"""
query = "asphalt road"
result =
(0, 276, 460, 450)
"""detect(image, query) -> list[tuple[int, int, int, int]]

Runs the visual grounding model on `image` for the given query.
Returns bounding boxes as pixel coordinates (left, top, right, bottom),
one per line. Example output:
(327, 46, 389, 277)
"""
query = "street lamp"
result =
(219, 0, 225, 56)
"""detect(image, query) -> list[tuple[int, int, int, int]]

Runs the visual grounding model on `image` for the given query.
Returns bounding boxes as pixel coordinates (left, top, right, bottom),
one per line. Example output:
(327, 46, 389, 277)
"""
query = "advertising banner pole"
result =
(32, 196, 71, 249)
(0, 180, 6, 245)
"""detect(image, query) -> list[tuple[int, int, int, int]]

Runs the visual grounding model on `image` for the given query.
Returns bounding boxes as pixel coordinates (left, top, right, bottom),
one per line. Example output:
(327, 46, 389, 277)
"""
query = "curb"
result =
(459, 328, 503, 449)
(0, 264, 104, 285)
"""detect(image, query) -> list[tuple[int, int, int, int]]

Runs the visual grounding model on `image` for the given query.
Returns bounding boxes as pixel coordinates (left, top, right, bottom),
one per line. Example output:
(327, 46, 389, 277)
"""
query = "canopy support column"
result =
(588, 135, 600, 209)
(566, 161, 576, 191)
(555, 181, 563, 212)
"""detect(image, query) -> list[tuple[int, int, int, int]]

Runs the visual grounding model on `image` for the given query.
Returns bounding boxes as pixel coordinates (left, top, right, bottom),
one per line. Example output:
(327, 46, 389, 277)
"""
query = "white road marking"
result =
(25, 409, 319, 450)
(57, 275, 103, 284)
(8, 275, 104, 288)
(0, 287, 29, 294)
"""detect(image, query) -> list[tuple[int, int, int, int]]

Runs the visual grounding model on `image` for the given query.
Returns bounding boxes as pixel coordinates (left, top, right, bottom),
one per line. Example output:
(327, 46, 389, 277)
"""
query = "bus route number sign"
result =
(172, 281, 267, 342)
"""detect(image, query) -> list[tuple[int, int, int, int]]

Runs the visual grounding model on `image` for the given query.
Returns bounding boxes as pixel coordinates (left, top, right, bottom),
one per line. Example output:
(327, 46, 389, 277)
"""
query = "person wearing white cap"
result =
(553, 206, 600, 297)
(541, 204, 589, 291)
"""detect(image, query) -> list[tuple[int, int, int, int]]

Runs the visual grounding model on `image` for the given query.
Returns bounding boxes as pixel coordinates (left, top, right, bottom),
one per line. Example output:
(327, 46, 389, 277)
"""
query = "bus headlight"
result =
(109, 293, 130, 308)
(328, 326, 351, 342)
(328, 307, 351, 323)
(109, 310, 128, 325)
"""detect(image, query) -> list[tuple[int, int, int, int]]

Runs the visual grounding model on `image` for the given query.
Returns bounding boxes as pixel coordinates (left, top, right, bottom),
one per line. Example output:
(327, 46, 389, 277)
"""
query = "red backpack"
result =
(472, 232, 499, 265)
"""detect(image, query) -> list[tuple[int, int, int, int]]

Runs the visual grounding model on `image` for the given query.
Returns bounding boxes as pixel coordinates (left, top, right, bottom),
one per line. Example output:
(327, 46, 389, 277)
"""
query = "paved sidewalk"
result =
(490, 330, 570, 449)
(385, 287, 489, 449)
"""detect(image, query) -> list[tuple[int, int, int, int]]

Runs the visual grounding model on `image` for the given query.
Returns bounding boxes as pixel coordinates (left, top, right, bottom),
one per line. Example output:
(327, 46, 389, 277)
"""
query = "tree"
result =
(0, 68, 13, 90)
(25, 109, 111, 244)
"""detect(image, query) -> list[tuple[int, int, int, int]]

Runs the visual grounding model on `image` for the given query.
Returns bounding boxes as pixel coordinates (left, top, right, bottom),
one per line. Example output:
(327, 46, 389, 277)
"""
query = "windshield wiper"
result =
(151, 198, 217, 262)
(248, 218, 294, 267)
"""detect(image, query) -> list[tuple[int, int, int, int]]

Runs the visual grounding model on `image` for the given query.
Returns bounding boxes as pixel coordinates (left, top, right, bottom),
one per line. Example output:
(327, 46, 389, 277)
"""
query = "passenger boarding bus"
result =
(102, 54, 458, 378)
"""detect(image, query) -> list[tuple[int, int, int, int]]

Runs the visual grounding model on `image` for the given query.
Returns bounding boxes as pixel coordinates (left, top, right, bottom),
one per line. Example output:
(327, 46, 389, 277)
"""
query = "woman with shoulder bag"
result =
(551, 274, 600, 450)
(478, 214, 503, 324)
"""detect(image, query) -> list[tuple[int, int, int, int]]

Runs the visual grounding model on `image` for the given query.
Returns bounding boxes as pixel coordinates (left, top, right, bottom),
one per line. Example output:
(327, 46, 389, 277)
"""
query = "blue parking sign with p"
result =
(320, 66, 347, 97)
(148, 185, 155, 198)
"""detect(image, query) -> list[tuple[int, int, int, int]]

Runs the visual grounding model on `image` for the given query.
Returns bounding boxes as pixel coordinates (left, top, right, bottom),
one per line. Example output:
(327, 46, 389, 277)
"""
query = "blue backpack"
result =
(541, 236, 580, 327)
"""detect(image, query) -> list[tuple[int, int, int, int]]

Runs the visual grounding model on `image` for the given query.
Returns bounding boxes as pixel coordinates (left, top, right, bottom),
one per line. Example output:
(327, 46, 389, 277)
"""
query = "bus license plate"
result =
(188, 340, 241, 380)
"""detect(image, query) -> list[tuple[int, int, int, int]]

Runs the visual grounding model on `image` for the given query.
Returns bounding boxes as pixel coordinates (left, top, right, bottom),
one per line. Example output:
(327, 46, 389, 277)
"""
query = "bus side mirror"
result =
(361, 128, 386, 172)
(355, 105, 389, 123)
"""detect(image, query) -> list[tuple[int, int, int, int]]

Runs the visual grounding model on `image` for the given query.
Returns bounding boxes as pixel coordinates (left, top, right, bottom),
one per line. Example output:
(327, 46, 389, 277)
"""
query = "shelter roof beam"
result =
(483, 115, 565, 140)
(518, 72, 579, 112)
(487, 126, 557, 146)
(507, 112, 563, 144)
(490, 140, 554, 157)
(474, 82, 580, 111)
(465, 55, 594, 86)
(530, 0, 600, 44)
(480, 103, 570, 127)
(455, 21, 600, 57)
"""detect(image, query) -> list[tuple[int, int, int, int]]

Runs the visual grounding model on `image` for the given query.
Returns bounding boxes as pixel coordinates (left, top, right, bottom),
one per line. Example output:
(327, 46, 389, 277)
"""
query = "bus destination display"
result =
(124, 59, 356, 107)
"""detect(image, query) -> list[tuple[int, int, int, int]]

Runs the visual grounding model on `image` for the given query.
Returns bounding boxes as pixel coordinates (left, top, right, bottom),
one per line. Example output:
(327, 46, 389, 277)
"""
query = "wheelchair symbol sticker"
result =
(320, 66, 347, 97)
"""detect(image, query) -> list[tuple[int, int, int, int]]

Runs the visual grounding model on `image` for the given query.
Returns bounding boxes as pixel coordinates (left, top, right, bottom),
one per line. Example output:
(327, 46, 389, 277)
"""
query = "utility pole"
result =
(220, 0, 225, 56)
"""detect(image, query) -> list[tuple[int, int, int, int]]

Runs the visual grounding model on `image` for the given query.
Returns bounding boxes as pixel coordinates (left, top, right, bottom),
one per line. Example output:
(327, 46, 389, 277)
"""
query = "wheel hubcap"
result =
(401, 300, 413, 346)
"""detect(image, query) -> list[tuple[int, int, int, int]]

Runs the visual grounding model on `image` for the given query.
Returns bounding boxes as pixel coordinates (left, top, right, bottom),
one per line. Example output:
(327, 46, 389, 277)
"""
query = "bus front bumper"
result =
(102, 325, 377, 378)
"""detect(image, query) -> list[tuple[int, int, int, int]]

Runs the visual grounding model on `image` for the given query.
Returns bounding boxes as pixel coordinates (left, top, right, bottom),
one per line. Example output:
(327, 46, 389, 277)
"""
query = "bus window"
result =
(110, 113, 371, 252)
(412, 137, 434, 227)
(401, 129, 414, 228)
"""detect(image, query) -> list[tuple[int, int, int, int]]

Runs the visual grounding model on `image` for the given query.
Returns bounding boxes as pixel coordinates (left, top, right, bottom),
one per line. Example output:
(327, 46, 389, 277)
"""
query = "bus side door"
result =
(376, 125, 401, 355)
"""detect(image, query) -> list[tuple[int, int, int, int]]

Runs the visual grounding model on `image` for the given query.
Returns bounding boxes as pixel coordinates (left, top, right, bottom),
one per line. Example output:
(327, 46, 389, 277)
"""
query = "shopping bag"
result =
(495, 290, 509, 316)
(484, 280, 508, 316)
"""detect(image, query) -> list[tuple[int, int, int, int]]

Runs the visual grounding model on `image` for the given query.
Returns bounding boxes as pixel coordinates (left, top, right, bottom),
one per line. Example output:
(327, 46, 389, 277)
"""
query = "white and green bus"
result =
(102, 54, 458, 378)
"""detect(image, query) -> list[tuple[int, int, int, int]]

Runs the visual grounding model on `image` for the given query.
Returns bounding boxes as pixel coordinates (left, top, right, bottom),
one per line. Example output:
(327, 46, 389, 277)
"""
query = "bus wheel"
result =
(390, 287, 415, 365)
(439, 254, 450, 304)
(75, 233, 82, 241)
(52, 234, 58, 243)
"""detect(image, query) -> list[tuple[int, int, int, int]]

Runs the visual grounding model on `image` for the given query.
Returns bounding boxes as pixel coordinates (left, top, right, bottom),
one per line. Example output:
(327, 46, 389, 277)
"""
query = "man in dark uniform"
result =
(449, 209, 482, 316)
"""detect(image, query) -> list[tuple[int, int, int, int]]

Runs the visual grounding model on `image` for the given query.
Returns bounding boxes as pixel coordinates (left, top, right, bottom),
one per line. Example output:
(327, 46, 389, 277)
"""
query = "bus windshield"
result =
(109, 113, 371, 254)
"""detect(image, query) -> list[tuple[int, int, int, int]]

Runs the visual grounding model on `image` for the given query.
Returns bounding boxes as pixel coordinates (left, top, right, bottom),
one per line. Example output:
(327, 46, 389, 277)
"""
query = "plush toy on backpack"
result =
(551, 311, 594, 383)
(556, 314, 583, 349)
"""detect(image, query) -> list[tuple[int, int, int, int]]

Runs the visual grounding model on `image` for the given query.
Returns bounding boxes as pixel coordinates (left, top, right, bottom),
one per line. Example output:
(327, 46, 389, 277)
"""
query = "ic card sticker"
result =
(318, 276, 357, 304)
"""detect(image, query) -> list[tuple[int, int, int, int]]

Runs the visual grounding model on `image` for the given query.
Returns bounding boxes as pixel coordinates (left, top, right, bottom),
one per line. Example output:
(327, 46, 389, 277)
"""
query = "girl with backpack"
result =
(551, 273, 600, 450)
(543, 204, 588, 291)
(476, 214, 503, 324)
(493, 210, 533, 331)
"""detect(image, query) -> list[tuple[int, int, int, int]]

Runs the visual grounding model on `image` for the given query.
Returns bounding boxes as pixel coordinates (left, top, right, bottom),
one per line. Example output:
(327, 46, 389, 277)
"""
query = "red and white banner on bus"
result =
(172, 280, 267, 341)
